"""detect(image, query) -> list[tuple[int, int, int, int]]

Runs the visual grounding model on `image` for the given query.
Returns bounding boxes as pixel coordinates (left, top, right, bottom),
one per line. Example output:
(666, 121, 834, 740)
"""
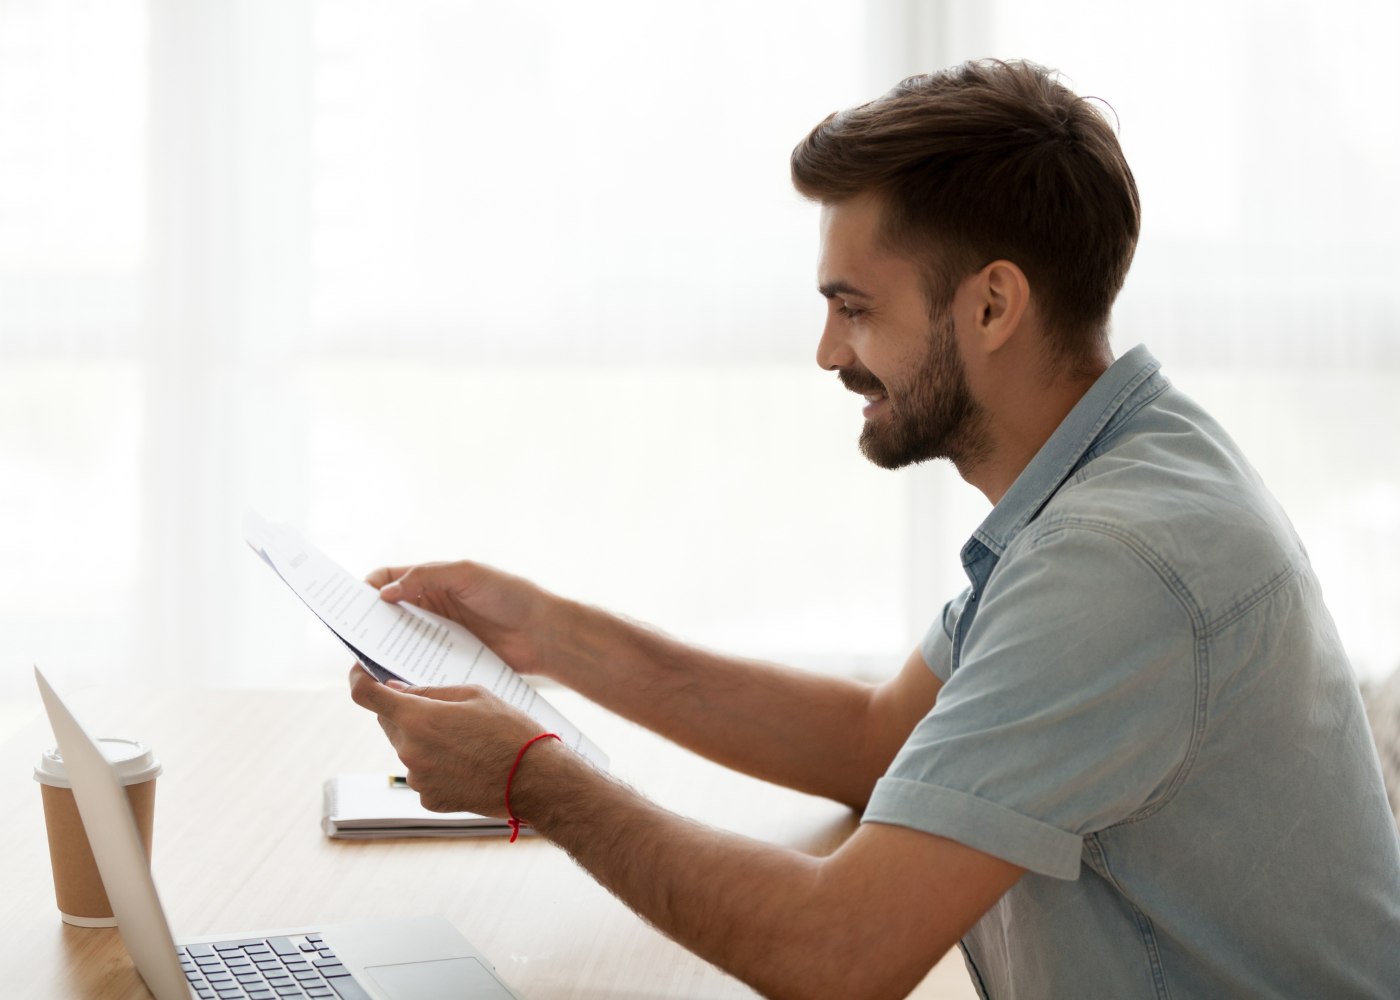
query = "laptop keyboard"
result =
(179, 933, 369, 1000)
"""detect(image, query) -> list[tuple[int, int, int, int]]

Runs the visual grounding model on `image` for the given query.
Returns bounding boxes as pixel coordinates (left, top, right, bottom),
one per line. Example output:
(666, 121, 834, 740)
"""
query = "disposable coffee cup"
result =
(33, 739, 161, 927)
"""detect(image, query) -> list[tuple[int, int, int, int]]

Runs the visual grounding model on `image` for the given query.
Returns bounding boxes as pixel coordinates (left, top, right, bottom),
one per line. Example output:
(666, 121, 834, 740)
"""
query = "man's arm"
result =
(349, 671, 1020, 999)
(370, 561, 941, 809)
(553, 610, 942, 809)
(527, 749, 1021, 1000)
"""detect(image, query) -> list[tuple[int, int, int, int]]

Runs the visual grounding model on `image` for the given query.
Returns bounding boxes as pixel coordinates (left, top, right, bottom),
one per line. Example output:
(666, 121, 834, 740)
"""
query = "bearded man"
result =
(351, 60, 1400, 998)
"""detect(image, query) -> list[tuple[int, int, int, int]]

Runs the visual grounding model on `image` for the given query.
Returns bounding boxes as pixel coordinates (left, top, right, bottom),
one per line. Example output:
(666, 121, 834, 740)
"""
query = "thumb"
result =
(389, 683, 483, 705)
(349, 666, 417, 716)
(377, 562, 466, 605)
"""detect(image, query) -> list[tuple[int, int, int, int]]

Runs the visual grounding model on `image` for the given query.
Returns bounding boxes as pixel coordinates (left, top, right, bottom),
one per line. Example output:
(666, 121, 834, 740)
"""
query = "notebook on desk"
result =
(34, 667, 521, 1000)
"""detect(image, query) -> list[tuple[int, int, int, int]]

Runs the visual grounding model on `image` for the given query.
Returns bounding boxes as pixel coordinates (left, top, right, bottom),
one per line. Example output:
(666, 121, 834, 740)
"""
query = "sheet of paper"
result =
(244, 510, 608, 770)
(321, 774, 521, 839)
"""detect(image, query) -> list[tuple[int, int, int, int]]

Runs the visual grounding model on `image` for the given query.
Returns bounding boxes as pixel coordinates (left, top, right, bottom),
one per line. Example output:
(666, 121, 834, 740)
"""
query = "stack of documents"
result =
(242, 510, 608, 772)
(322, 774, 526, 840)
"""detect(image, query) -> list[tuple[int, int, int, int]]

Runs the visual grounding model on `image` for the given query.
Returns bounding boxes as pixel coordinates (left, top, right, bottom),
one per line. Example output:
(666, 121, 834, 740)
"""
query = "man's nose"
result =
(815, 312, 855, 371)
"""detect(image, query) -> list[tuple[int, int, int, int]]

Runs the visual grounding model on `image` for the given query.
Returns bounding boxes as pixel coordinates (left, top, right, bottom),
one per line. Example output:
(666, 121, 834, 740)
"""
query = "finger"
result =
(365, 565, 413, 591)
(347, 663, 379, 704)
(369, 681, 488, 706)
(376, 561, 476, 605)
(391, 683, 487, 705)
(347, 663, 412, 718)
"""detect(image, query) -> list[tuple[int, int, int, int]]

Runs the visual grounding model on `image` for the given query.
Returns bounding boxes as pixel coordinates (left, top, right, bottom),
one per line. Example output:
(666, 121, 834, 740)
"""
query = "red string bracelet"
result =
(505, 732, 561, 843)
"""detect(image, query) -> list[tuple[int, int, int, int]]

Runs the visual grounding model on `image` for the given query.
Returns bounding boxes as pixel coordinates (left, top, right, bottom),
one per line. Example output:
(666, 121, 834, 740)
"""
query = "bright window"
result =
(3, 1, 1397, 698)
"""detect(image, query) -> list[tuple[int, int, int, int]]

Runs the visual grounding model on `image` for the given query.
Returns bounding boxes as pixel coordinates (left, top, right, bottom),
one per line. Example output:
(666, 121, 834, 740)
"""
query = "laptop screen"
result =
(34, 667, 191, 1000)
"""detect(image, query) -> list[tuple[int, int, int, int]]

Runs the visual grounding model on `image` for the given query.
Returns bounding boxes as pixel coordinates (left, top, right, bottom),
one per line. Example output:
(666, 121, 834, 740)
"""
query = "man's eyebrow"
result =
(818, 280, 874, 300)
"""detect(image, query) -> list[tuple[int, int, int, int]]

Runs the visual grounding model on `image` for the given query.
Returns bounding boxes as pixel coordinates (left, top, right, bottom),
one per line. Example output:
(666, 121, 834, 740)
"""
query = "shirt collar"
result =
(965, 344, 1164, 563)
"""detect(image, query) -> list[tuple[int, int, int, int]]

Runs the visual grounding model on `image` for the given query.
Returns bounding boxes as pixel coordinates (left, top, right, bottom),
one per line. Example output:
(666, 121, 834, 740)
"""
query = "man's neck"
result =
(958, 354, 1110, 505)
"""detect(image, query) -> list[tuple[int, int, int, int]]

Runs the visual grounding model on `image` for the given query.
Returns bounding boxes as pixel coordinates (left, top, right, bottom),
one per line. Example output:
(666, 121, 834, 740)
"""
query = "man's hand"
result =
(366, 560, 562, 678)
(347, 666, 546, 816)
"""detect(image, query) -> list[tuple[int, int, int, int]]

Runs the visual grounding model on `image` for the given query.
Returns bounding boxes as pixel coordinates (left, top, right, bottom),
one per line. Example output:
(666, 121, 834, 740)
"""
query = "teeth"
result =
(863, 394, 883, 403)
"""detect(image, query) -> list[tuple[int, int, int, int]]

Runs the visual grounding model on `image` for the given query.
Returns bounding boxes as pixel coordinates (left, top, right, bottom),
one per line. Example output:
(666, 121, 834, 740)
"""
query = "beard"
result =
(838, 311, 989, 470)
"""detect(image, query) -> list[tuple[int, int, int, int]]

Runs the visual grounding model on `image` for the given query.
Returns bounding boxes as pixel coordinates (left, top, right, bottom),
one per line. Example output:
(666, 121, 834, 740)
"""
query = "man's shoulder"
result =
(1018, 385, 1307, 617)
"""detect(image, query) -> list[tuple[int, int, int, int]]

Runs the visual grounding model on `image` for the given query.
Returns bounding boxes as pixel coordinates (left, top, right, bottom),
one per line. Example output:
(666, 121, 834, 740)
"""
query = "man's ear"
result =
(970, 259, 1030, 353)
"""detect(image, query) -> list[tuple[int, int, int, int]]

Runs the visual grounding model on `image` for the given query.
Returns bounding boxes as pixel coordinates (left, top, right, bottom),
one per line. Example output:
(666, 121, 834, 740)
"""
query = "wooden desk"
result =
(1, 686, 976, 998)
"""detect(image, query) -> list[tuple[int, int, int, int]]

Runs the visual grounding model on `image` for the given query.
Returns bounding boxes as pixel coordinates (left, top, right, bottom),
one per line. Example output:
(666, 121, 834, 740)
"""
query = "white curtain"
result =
(4, 0, 1397, 698)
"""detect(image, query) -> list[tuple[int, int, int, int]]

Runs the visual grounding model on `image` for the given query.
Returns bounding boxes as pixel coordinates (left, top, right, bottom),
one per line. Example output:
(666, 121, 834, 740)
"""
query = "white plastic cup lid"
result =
(33, 739, 162, 789)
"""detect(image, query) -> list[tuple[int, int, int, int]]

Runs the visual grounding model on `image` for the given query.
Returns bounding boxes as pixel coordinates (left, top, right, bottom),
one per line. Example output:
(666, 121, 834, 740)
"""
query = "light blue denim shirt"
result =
(864, 346, 1400, 998)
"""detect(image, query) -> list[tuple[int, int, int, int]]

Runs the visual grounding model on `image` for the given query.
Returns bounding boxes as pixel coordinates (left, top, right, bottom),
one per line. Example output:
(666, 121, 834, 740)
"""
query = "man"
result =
(350, 61, 1400, 998)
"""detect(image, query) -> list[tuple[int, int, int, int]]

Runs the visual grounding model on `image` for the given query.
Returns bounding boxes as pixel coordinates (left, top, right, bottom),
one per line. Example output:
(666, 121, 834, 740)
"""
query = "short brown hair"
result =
(791, 60, 1140, 362)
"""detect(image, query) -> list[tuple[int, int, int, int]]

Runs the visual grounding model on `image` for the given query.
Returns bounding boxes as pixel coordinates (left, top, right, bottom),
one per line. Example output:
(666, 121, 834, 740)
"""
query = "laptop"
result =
(34, 667, 521, 1000)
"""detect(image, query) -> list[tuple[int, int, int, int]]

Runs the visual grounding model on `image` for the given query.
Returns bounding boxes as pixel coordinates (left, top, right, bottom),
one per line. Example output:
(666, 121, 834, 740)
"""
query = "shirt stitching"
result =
(1199, 561, 1301, 637)
(1015, 518, 1211, 825)
(958, 940, 992, 1000)
(1084, 834, 1175, 1000)
(1021, 518, 1206, 629)
(974, 362, 1168, 556)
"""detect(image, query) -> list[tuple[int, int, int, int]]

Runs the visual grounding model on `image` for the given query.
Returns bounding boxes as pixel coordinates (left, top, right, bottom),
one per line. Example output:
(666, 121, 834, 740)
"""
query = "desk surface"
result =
(1, 685, 976, 999)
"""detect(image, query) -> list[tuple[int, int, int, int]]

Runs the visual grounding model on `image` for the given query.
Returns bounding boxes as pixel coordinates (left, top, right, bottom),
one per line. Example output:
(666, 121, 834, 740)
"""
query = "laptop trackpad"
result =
(365, 957, 515, 999)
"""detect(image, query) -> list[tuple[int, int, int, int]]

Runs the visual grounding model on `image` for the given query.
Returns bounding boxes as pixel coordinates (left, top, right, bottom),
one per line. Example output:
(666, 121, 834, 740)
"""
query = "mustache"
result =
(837, 366, 886, 396)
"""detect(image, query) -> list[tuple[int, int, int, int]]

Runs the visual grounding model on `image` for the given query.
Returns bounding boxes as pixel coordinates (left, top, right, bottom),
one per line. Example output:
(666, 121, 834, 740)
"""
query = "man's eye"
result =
(838, 302, 863, 319)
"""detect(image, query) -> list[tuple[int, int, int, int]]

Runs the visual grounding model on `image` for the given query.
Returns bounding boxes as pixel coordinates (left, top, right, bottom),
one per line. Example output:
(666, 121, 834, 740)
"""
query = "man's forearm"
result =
(547, 598, 888, 808)
(517, 743, 916, 1000)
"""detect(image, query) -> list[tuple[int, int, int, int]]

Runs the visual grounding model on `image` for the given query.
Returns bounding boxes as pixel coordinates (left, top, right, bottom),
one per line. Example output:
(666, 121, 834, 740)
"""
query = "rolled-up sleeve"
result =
(919, 589, 968, 684)
(867, 522, 1199, 879)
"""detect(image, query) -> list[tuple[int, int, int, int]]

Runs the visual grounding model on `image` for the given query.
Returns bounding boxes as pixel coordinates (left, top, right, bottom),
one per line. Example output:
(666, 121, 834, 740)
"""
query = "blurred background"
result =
(3, 0, 1398, 704)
